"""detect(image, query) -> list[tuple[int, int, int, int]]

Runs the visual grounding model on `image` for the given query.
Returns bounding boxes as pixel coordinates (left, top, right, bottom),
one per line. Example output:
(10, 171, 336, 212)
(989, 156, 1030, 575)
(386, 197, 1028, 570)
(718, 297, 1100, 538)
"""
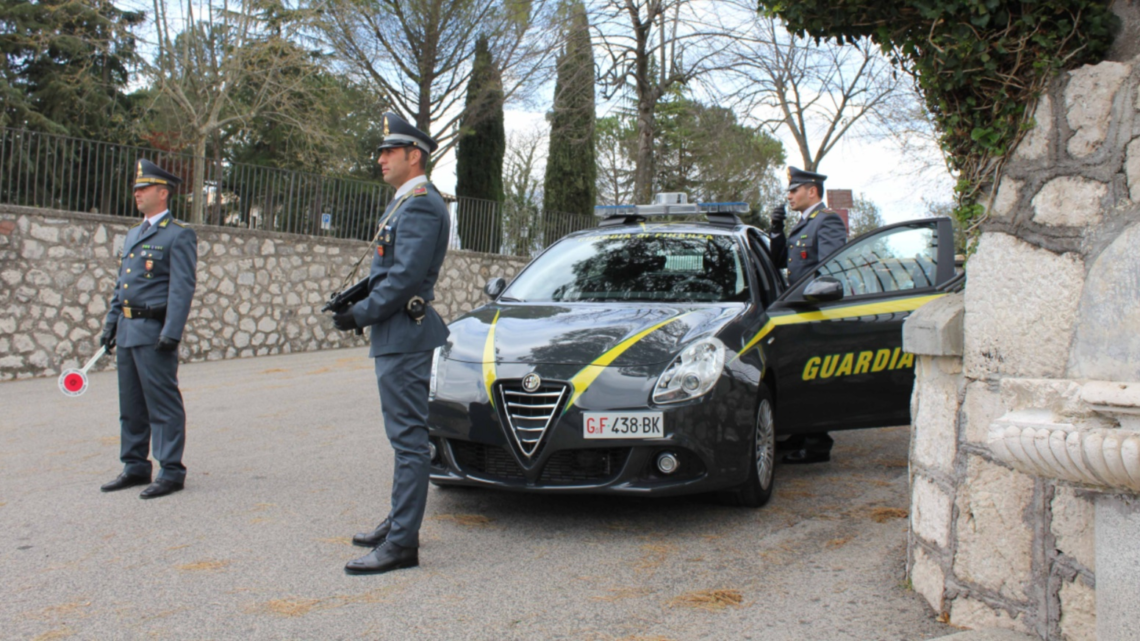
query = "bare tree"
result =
(594, 113, 636, 205)
(139, 0, 343, 223)
(591, 0, 732, 203)
(714, 4, 917, 172)
(501, 124, 547, 255)
(314, 0, 560, 162)
(504, 124, 546, 209)
(847, 193, 885, 237)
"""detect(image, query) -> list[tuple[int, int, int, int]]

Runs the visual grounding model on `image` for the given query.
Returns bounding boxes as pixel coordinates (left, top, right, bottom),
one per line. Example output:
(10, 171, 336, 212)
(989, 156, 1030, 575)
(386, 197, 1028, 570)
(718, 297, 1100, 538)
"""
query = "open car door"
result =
(763, 217, 957, 433)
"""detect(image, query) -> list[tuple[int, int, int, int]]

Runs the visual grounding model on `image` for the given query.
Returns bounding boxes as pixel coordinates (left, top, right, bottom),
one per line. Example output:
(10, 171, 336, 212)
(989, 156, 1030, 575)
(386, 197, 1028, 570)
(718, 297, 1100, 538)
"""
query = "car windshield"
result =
(501, 231, 749, 303)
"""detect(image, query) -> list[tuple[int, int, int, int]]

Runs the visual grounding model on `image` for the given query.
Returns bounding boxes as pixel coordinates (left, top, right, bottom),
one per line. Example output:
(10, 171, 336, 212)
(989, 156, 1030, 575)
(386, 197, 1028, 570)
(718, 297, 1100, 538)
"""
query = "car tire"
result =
(722, 386, 776, 508)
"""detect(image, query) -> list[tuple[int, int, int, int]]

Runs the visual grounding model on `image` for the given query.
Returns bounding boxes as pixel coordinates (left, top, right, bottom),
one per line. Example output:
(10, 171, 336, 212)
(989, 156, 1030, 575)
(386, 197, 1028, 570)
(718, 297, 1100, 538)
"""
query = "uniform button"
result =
(124, 300, 129, 305)
(123, 284, 129, 289)
(126, 269, 131, 273)
(129, 253, 134, 258)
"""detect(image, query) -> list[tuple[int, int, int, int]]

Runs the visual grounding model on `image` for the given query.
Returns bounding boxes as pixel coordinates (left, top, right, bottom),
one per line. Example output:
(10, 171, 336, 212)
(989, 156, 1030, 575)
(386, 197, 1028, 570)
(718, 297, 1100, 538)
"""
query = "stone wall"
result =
(0, 205, 528, 380)
(904, 44, 1140, 641)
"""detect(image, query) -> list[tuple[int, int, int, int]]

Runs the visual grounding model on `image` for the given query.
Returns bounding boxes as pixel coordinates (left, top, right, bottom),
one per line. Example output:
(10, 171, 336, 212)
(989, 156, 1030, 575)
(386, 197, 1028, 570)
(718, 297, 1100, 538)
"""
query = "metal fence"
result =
(0, 127, 595, 257)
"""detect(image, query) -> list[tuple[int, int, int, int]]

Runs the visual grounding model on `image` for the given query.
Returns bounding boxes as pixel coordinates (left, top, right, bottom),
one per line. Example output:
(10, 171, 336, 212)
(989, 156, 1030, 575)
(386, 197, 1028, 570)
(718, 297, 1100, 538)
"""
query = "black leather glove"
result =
(155, 336, 179, 353)
(333, 309, 358, 332)
(100, 328, 116, 353)
(769, 204, 787, 230)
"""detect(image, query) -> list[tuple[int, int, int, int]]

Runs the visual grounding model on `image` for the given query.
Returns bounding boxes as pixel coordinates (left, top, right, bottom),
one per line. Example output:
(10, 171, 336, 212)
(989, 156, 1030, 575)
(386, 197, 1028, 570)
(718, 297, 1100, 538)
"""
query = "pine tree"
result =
(543, 1, 596, 223)
(455, 35, 505, 253)
(0, 0, 142, 138)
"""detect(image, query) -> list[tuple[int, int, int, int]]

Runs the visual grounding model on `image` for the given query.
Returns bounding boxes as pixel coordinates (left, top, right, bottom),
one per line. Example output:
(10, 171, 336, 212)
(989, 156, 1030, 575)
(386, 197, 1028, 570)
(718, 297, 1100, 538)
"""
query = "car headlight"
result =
(429, 347, 442, 400)
(652, 337, 726, 404)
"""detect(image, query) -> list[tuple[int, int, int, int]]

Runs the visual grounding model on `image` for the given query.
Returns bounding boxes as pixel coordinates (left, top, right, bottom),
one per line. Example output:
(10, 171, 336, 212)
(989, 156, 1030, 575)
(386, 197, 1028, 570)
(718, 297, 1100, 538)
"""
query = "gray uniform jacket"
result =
(351, 182, 451, 357)
(770, 206, 848, 284)
(103, 216, 198, 347)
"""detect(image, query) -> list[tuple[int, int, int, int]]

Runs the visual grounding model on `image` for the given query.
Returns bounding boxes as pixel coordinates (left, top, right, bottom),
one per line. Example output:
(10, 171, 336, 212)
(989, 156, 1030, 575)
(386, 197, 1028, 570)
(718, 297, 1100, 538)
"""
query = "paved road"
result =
(1, 347, 952, 640)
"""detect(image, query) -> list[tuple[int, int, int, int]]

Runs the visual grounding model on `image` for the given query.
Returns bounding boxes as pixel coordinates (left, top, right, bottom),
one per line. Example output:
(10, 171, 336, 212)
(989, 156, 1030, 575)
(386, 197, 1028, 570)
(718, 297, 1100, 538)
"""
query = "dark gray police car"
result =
(426, 194, 957, 507)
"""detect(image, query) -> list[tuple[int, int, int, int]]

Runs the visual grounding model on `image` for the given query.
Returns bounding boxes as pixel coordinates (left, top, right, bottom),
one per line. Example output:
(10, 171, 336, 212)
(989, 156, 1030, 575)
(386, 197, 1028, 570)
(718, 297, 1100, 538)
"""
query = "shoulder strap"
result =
(333, 186, 423, 291)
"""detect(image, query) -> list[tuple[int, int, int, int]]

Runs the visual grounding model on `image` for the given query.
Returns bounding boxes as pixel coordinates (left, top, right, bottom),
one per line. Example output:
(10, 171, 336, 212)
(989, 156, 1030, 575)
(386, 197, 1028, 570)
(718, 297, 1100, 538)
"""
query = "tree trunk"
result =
(635, 98, 656, 204)
(191, 138, 206, 224)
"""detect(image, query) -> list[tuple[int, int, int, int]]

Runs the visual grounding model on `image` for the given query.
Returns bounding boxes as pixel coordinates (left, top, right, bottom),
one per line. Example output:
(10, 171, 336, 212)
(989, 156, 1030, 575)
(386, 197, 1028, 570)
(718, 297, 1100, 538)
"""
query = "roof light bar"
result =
(698, 202, 750, 215)
(595, 195, 751, 219)
(593, 204, 638, 217)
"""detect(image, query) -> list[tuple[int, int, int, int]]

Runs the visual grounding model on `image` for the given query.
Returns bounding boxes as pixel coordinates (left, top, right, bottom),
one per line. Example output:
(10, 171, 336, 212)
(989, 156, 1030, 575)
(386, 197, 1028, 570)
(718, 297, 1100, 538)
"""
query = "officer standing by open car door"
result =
(332, 113, 451, 575)
(768, 167, 847, 464)
(99, 159, 197, 498)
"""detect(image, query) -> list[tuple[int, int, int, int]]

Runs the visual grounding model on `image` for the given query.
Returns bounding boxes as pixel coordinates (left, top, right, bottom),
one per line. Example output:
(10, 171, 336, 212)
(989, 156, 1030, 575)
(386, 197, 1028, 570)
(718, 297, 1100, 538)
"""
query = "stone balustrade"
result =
(989, 380, 1140, 494)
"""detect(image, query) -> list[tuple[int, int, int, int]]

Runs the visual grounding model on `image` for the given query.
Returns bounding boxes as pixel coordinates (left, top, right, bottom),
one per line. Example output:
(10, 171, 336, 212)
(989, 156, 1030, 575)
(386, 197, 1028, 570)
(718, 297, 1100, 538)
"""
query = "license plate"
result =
(583, 412, 664, 439)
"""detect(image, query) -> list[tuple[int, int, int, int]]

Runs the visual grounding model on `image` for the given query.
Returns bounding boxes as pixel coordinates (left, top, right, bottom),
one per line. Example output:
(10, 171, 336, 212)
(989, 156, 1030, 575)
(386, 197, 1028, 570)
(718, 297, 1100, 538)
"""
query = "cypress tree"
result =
(455, 35, 505, 253)
(543, 1, 596, 226)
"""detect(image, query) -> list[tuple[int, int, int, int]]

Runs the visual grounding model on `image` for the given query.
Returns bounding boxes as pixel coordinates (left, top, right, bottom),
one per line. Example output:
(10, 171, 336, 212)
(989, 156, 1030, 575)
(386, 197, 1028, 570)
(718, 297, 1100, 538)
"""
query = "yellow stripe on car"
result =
(733, 293, 944, 362)
(565, 313, 689, 411)
(483, 310, 500, 409)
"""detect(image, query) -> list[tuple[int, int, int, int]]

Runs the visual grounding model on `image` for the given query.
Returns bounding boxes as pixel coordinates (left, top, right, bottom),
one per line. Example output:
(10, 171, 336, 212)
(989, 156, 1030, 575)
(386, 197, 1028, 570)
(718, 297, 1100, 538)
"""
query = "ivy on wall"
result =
(760, 1, 1118, 242)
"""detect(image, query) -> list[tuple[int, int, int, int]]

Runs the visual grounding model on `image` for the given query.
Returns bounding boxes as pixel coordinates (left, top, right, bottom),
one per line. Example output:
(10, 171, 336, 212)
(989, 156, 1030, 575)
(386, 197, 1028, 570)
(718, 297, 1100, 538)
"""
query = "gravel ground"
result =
(0, 347, 954, 640)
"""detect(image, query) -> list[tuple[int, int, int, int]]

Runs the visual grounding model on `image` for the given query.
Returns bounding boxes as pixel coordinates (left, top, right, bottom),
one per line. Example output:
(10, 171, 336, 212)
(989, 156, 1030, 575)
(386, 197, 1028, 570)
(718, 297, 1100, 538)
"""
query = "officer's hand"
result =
(332, 309, 358, 332)
(155, 336, 179, 353)
(100, 328, 116, 353)
(769, 204, 787, 230)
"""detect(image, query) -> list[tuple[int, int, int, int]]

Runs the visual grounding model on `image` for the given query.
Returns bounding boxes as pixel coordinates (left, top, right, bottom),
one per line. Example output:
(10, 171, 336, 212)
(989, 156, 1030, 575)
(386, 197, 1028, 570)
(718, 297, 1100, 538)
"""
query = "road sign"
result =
(321, 213, 332, 230)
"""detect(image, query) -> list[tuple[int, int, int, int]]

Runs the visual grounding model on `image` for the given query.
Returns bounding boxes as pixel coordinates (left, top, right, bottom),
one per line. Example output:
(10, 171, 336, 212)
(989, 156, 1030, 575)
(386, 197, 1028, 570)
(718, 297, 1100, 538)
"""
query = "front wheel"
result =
(723, 386, 776, 508)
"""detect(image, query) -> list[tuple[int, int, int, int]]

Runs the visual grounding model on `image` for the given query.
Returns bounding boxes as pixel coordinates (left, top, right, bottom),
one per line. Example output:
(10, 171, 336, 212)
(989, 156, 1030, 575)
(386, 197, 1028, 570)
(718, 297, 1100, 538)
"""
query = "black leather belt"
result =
(122, 306, 166, 321)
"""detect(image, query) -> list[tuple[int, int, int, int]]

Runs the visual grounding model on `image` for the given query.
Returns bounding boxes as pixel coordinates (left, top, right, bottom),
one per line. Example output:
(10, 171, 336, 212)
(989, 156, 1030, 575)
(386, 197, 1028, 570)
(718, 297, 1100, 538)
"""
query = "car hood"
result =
(444, 303, 743, 367)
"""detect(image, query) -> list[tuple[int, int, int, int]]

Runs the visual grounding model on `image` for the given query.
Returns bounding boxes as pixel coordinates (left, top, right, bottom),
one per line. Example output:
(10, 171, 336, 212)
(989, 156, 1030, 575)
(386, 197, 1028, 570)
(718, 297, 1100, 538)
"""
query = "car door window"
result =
(746, 229, 783, 304)
(817, 224, 939, 297)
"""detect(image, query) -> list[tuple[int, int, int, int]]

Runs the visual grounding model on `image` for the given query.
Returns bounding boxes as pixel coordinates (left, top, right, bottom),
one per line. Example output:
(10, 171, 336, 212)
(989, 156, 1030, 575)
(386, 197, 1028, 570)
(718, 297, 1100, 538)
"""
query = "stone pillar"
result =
(1096, 495, 1140, 640)
(902, 293, 965, 619)
(906, 47, 1140, 641)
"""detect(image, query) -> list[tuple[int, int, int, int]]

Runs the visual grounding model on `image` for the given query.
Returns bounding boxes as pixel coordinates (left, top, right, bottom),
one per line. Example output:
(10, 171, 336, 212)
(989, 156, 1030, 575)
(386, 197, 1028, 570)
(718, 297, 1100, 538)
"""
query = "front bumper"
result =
(427, 359, 759, 496)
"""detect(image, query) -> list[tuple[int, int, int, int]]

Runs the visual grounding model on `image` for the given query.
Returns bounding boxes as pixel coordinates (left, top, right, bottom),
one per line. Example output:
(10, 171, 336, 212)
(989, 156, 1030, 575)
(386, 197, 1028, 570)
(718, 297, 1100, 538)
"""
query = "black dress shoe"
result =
(139, 479, 184, 499)
(781, 448, 831, 464)
(352, 519, 392, 548)
(101, 473, 151, 492)
(344, 541, 419, 575)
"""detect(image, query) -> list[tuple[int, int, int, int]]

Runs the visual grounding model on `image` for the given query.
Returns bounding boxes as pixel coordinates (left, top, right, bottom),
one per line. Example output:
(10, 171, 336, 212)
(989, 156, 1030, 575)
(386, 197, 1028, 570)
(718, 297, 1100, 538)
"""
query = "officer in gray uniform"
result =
(334, 113, 451, 575)
(769, 166, 847, 464)
(99, 159, 198, 498)
(769, 166, 848, 284)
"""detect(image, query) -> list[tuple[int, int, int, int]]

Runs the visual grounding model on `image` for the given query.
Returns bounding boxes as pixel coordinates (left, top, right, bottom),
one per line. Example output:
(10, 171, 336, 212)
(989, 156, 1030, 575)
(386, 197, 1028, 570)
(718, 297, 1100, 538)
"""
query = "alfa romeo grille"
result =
(449, 441, 526, 480)
(496, 380, 569, 458)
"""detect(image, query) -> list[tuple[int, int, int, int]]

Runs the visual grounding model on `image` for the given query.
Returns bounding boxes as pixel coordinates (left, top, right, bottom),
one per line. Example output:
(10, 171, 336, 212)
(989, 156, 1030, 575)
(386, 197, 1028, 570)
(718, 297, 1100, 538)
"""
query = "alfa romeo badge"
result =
(522, 373, 542, 392)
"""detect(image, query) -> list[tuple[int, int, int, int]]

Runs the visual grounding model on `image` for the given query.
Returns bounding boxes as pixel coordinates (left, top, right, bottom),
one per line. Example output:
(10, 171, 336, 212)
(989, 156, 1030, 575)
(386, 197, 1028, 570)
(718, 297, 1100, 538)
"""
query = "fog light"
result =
(656, 452, 680, 475)
(428, 441, 439, 463)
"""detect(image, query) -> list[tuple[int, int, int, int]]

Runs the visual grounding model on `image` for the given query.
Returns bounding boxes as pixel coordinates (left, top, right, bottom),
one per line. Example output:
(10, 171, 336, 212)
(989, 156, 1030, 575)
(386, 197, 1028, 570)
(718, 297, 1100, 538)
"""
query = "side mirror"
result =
(803, 276, 843, 303)
(484, 277, 506, 299)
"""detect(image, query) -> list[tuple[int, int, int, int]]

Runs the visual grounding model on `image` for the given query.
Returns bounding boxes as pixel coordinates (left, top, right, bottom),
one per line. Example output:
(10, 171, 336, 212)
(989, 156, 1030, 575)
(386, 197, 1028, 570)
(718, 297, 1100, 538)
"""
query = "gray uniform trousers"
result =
(117, 344, 187, 482)
(375, 350, 433, 548)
